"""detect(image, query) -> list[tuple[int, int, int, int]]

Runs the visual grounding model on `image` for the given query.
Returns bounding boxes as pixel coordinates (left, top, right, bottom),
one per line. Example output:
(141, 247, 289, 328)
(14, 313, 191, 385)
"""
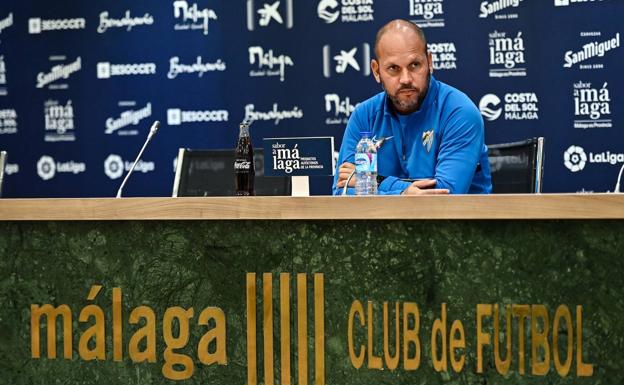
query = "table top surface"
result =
(0, 194, 623, 220)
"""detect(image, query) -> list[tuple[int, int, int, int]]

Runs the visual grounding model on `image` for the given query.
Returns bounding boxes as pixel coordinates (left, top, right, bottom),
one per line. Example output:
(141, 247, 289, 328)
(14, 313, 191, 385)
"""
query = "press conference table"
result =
(1, 194, 623, 219)
(1, 195, 623, 384)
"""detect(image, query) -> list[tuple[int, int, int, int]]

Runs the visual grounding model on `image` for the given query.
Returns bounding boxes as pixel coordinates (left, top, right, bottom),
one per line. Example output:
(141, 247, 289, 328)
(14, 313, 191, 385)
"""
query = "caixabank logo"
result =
(572, 81, 612, 129)
(248, 46, 294, 82)
(104, 154, 155, 180)
(37, 155, 86, 181)
(28, 17, 86, 34)
(564, 145, 624, 173)
(173, 0, 218, 35)
(97, 10, 154, 33)
(479, 0, 524, 19)
(36, 56, 81, 90)
(168, 56, 226, 79)
(563, 32, 620, 70)
(247, 0, 294, 31)
(0, 108, 17, 135)
(479, 92, 539, 122)
(105, 101, 152, 136)
(317, 0, 374, 24)
(322, 43, 371, 78)
(409, 0, 445, 28)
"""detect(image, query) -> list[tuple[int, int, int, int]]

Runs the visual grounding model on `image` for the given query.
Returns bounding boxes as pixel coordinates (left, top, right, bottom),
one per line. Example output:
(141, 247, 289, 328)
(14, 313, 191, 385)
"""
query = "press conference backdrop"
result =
(0, 0, 621, 197)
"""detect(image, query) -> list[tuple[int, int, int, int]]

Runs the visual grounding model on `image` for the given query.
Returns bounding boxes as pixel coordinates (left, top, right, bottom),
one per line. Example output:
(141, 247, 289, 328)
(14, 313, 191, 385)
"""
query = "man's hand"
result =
(402, 179, 449, 195)
(336, 162, 356, 188)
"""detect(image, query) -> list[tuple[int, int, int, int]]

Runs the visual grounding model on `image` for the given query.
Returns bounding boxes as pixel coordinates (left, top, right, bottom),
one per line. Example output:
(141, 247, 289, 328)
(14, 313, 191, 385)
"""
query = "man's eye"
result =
(410, 62, 420, 69)
(387, 66, 397, 71)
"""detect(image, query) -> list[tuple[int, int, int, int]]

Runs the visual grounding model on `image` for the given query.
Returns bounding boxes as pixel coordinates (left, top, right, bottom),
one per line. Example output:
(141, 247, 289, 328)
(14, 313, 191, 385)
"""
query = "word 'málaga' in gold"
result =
(30, 285, 226, 381)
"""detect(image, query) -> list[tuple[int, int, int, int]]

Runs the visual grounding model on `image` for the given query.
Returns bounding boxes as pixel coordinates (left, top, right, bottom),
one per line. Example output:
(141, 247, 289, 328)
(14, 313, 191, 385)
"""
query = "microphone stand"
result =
(116, 121, 160, 198)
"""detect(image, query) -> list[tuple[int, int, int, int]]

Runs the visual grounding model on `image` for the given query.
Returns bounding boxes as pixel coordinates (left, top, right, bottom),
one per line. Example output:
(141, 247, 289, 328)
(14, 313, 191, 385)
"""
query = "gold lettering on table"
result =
(247, 273, 258, 385)
(553, 305, 573, 376)
(246, 273, 325, 385)
(280, 273, 291, 385)
(576, 306, 593, 377)
(264, 273, 275, 385)
(297, 273, 308, 385)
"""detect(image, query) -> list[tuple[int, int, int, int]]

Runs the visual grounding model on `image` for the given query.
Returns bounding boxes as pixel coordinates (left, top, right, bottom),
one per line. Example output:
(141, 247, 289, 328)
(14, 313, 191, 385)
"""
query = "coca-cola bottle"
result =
(234, 120, 255, 196)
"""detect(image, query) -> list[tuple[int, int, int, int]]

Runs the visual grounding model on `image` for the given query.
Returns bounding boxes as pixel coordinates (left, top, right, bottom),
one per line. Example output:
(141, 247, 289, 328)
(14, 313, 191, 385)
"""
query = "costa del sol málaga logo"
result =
(564, 145, 587, 172)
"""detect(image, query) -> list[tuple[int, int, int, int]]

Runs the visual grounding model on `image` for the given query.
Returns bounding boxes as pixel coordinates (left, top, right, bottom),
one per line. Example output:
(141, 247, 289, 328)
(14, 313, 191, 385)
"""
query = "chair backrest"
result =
(487, 137, 544, 193)
(172, 148, 291, 197)
(0, 151, 6, 198)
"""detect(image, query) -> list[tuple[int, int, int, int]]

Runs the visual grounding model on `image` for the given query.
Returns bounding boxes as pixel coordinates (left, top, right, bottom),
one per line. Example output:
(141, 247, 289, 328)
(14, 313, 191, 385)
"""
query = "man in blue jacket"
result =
(333, 19, 492, 195)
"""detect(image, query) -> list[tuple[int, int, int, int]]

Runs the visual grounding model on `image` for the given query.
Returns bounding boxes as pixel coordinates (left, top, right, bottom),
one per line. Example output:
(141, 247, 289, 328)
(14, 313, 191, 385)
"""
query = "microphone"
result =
(116, 121, 160, 198)
(615, 162, 624, 193)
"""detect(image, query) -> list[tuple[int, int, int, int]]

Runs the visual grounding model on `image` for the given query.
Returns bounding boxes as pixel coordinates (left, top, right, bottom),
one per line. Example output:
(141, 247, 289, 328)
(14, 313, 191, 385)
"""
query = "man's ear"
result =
(371, 59, 381, 83)
(427, 51, 433, 75)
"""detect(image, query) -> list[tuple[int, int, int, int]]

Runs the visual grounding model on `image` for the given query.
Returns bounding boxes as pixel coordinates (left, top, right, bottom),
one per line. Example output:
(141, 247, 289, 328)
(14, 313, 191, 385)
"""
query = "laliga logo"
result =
(479, 94, 502, 121)
(317, 0, 339, 23)
(104, 154, 125, 180)
(564, 145, 587, 173)
(37, 155, 56, 180)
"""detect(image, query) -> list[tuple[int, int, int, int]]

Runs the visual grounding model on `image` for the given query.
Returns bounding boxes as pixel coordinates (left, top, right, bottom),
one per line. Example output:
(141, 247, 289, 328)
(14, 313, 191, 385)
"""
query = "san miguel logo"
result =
(563, 32, 620, 70)
(36, 56, 82, 90)
(478, 0, 523, 19)
(28, 275, 596, 382)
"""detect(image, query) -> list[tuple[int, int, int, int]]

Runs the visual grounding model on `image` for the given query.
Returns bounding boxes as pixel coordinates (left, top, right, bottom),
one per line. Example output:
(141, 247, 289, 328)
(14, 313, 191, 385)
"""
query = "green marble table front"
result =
(0, 219, 622, 385)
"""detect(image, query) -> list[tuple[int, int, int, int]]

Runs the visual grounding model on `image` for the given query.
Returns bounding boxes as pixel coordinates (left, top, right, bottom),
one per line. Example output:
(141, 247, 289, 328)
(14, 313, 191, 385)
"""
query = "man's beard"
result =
(383, 70, 430, 114)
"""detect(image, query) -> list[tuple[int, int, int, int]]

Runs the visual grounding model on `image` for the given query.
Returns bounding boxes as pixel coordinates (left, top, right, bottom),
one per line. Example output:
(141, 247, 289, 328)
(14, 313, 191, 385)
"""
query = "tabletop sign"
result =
(263, 136, 335, 177)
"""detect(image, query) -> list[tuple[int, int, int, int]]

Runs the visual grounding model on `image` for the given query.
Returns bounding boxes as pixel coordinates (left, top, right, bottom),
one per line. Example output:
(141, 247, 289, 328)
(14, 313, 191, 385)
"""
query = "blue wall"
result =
(0, 0, 622, 197)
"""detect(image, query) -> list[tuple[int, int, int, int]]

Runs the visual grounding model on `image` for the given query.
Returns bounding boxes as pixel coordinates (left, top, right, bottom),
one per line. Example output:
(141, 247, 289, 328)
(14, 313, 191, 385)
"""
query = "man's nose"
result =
(399, 68, 412, 84)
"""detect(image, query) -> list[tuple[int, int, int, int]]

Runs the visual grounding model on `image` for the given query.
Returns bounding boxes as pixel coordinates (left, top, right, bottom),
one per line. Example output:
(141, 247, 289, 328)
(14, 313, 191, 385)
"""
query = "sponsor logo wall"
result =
(0, 1, 622, 196)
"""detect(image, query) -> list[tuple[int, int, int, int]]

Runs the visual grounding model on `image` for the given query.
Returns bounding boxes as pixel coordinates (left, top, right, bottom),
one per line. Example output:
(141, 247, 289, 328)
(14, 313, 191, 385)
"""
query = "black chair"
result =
(172, 148, 291, 197)
(487, 137, 544, 193)
(0, 151, 6, 198)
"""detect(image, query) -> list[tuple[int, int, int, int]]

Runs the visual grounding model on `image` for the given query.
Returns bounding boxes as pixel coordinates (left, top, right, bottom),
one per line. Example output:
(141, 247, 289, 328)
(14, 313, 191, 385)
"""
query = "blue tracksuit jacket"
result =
(333, 76, 492, 195)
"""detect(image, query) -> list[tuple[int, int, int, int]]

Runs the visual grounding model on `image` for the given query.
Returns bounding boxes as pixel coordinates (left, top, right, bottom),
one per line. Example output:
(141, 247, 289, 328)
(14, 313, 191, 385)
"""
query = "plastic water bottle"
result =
(355, 131, 377, 195)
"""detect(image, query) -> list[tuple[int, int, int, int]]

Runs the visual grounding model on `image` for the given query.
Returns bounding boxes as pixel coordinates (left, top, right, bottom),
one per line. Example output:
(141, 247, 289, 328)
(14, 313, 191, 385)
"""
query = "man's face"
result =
(371, 29, 433, 114)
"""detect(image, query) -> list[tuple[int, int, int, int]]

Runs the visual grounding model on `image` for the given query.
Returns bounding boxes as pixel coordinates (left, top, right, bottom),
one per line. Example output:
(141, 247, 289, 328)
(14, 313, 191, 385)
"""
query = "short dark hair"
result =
(374, 19, 428, 59)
